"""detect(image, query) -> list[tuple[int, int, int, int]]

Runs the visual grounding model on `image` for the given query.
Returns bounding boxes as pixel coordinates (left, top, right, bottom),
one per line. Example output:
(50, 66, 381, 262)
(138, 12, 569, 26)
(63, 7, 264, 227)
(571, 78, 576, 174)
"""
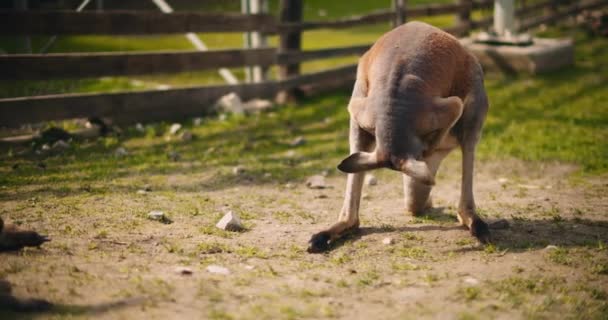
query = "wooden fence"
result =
(0, 0, 606, 128)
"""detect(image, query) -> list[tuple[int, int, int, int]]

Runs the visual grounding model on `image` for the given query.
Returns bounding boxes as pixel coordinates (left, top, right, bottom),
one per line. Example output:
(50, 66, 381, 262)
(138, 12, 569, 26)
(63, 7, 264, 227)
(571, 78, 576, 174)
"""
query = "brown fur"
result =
(308, 21, 490, 253)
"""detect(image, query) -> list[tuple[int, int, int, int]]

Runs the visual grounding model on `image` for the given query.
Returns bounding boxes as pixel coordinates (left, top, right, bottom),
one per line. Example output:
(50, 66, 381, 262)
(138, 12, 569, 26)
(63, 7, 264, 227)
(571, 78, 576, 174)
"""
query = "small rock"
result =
(135, 123, 145, 132)
(169, 123, 182, 135)
(180, 130, 193, 141)
(284, 183, 295, 189)
(498, 177, 509, 184)
(243, 265, 255, 270)
(175, 266, 193, 275)
(243, 99, 274, 113)
(263, 172, 272, 178)
(206, 265, 230, 275)
(193, 118, 203, 126)
(148, 210, 173, 224)
(321, 170, 330, 177)
(489, 219, 510, 230)
(285, 150, 297, 158)
(167, 151, 181, 161)
(51, 140, 70, 151)
(289, 136, 306, 147)
(156, 84, 171, 90)
(41, 144, 51, 151)
(115, 147, 128, 157)
(382, 237, 394, 245)
(364, 174, 378, 186)
(463, 276, 480, 285)
(314, 194, 328, 199)
(545, 245, 558, 251)
(306, 175, 326, 189)
(233, 165, 245, 175)
(136, 190, 148, 195)
(216, 92, 244, 114)
(216, 211, 244, 231)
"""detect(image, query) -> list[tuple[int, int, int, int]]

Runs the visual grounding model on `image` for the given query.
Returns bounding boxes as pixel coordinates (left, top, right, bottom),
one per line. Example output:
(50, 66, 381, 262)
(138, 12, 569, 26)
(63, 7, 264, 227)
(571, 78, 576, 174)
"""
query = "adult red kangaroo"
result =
(308, 21, 490, 253)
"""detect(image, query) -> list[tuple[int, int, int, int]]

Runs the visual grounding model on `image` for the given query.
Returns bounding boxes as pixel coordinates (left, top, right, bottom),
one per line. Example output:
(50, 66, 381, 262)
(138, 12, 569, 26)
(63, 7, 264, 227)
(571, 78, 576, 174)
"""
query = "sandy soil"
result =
(1, 155, 607, 319)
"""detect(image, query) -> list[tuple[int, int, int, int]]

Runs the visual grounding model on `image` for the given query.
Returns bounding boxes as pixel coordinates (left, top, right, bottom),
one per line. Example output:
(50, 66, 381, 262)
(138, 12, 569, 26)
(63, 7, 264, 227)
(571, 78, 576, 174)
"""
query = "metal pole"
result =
(494, 0, 515, 37)
(151, 0, 238, 84)
(250, 0, 268, 83)
(242, 0, 253, 83)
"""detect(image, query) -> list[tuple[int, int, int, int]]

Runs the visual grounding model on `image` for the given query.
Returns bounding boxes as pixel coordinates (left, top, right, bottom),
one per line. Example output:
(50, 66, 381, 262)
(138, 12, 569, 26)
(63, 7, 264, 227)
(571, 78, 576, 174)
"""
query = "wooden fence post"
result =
(456, 0, 472, 37)
(392, 0, 406, 28)
(277, 0, 303, 103)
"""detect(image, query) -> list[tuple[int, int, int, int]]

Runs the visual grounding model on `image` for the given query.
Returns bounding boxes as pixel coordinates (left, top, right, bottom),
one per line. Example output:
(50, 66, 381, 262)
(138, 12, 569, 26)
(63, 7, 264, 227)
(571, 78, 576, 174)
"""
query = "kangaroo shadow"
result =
(0, 279, 145, 319)
(318, 207, 608, 253)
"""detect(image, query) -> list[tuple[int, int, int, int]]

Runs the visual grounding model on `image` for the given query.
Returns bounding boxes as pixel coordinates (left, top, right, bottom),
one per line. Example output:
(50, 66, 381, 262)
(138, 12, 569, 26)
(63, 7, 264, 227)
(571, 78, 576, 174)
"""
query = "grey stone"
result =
(115, 147, 128, 157)
(51, 140, 70, 151)
(461, 37, 574, 74)
(169, 123, 182, 135)
(216, 211, 243, 231)
(193, 117, 203, 126)
(148, 210, 172, 224)
(365, 174, 378, 186)
(290, 136, 306, 147)
(382, 237, 394, 245)
(243, 99, 274, 113)
(206, 265, 230, 275)
(216, 92, 244, 114)
(233, 165, 245, 175)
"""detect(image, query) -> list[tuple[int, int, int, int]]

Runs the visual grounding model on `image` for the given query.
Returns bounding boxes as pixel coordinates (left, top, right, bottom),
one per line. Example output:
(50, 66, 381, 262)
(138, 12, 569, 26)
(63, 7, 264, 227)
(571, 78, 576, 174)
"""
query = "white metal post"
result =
(494, 0, 515, 37)
(250, 0, 268, 83)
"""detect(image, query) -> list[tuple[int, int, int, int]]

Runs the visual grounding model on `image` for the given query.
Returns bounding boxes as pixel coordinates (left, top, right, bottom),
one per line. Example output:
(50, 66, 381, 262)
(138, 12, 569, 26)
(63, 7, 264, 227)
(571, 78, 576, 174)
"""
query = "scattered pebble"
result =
(365, 174, 378, 186)
(382, 237, 394, 245)
(284, 183, 295, 189)
(290, 136, 306, 147)
(489, 219, 510, 230)
(169, 123, 182, 135)
(115, 147, 129, 157)
(233, 165, 246, 175)
(147, 210, 173, 224)
(463, 276, 480, 286)
(135, 123, 145, 132)
(216, 211, 244, 231)
(544, 245, 558, 251)
(156, 84, 171, 90)
(51, 140, 70, 151)
(175, 266, 193, 276)
(206, 265, 230, 275)
(498, 177, 509, 184)
(167, 151, 181, 161)
(306, 175, 326, 189)
(216, 92, 245, 115)
(193, 118, 203, 126)
(180, 130, 193, 141)
(285, 150, 297, 158)
(243, 265, 255, 270)
(136, 190, 148, 195)
(41, 144, 51, 151)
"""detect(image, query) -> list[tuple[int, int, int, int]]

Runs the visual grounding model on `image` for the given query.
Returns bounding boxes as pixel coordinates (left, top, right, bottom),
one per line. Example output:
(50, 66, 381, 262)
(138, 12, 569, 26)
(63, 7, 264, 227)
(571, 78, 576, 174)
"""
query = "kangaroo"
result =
(308, 21, 490, 253)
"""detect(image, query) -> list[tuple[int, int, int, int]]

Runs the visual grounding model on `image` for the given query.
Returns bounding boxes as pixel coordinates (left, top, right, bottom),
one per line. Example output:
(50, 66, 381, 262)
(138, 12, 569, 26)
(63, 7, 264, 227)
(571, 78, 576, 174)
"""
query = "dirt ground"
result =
(1, 151, 607, 319)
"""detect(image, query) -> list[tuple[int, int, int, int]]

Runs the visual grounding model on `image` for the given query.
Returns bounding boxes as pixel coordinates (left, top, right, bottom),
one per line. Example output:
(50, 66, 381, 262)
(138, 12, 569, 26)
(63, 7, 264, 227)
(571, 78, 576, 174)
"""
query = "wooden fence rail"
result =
(0, 48, 276, 80)
(0, 11, 277, 34)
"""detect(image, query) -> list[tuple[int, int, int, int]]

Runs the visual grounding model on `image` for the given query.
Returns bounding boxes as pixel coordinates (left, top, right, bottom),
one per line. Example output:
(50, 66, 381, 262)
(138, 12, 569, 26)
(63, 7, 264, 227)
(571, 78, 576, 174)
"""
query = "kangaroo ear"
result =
(432, 96, 464, 130)
(337, 151, 382, 173)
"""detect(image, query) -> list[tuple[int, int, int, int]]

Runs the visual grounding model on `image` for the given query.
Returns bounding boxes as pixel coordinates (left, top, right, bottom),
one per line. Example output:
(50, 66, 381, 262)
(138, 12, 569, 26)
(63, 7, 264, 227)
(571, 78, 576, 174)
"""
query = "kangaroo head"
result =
(337, 95, 463, 186)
